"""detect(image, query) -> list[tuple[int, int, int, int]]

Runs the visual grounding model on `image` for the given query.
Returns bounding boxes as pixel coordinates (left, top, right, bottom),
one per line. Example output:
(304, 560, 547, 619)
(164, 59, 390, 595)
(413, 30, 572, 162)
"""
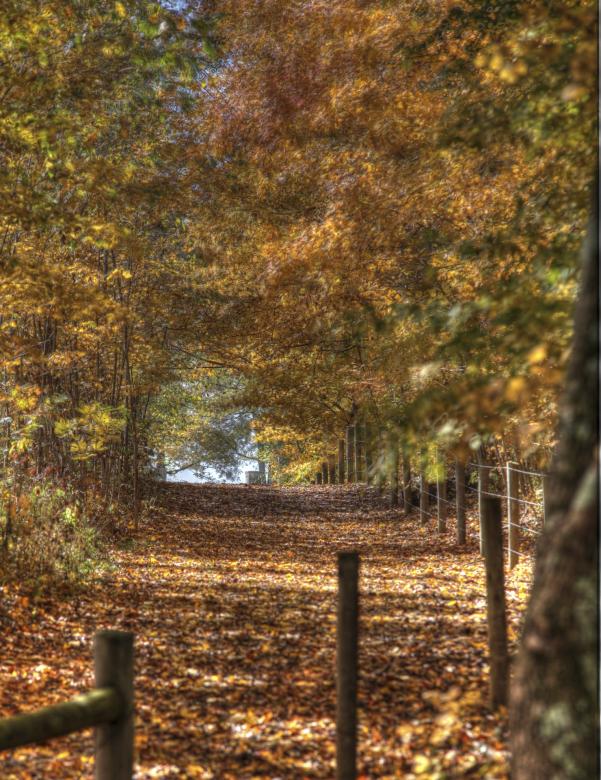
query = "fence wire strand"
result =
(411, 502, 437, 519)
(507, 465, 548, 478)
(467, 462, 501, 471)
(422, 489, 452, 505)
(507, 521, 542, 537)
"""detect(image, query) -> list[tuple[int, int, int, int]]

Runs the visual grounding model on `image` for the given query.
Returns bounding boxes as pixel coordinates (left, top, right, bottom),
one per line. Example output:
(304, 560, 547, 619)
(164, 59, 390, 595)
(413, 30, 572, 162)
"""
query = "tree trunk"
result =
(402, 456, 412, 514)
(355, 423, 365, 483)
(338, 439, 346, 484)
(511, 184, 599, 780)
(455, 460, 466, 544)
(389, 435, 399, 507)
(364, 423, 373, 485)
(346, 425, 356, 483)
(328, 454, 337, 485)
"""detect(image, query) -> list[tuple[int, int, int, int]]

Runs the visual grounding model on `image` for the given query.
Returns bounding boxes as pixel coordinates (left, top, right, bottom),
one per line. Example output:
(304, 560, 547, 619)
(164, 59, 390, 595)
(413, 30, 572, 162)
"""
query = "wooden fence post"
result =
(338, 439, 346, 484)
(481, 498, 509, 710)
(346, 426, 356, 483)
(419, 469, 428, 525)
(322, 462, 329, 485)
(328, 455, 337, 485)
(477, 460, 490, 555)
(437, 465, 447, 533)
(337, 552, 359, 780)
(542, 473, 550, 526)
(507, 462, 520, 569)
(94, 630, 134, 780)
(402, 457, 412, 514)
(455, 460, 466, 544)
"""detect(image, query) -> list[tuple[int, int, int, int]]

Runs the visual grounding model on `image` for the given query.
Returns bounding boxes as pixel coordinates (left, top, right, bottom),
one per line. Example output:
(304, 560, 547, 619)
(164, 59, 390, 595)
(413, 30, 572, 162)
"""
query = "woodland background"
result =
(0, 1, 597, 777)
(1, 0, 596, 579)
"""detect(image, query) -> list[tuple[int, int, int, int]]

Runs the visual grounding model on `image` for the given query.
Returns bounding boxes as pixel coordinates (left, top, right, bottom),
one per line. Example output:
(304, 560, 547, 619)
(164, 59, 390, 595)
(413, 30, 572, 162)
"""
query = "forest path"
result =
(1, 484, 532, 779)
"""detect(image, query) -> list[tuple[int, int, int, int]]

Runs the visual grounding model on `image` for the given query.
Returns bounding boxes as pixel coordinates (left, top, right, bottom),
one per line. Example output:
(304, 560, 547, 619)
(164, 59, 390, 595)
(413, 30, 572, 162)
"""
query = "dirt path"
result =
(0, 484, 532, 778)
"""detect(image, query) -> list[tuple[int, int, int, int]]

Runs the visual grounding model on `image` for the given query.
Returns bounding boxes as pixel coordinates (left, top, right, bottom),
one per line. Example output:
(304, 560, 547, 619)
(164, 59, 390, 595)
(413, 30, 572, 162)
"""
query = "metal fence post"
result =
(507, 462, 521, 569)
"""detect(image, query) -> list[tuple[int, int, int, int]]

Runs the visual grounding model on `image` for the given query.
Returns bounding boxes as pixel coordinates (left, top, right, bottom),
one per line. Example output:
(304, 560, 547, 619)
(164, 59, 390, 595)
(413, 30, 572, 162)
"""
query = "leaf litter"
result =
(0, 483, 534, 778)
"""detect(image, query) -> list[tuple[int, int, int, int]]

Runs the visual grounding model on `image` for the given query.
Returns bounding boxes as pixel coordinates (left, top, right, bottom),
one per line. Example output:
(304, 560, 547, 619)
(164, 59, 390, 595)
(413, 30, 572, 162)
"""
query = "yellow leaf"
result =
(527, 344, 547, 365)
(505, 377, 526, 403)
(413, 754, 432, 774)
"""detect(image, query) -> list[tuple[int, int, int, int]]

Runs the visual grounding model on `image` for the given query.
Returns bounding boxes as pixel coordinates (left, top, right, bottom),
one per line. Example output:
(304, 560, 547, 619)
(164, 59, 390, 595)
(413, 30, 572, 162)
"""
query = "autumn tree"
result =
(0, 0, 224, 577)
(185, 0, 595, 478)
(510, 187, 598, 778)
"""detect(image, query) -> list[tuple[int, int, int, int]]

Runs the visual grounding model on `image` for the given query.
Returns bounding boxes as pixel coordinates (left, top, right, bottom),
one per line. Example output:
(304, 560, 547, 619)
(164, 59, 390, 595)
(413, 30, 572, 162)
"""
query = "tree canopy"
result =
(0, 0, 595, 485)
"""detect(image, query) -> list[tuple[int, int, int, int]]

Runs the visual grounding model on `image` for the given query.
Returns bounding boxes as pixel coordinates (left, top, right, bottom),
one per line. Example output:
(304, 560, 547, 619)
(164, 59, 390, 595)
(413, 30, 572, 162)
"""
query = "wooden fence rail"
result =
(0, 630, 134, 780)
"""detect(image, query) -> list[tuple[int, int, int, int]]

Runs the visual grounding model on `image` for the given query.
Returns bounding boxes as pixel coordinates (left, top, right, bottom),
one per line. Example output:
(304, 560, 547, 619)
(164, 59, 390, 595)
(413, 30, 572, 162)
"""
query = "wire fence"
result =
(408, 500, 437, 519)
(507, 465, 548, 478)
(405, 459, 550, 566)
(467, 461, 548, 479)
(467, 462, 501, 471)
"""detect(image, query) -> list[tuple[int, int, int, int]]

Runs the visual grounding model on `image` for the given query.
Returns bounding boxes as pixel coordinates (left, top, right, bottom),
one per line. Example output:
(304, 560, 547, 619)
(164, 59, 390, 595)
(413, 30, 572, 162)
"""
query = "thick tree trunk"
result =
(511, 186, 599, 780)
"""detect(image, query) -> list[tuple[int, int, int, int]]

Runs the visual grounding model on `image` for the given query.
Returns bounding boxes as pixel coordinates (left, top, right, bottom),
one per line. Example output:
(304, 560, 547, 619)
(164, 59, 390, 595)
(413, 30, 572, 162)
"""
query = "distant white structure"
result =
(156, 452, 167, 480)
(245, 461, 268, 484)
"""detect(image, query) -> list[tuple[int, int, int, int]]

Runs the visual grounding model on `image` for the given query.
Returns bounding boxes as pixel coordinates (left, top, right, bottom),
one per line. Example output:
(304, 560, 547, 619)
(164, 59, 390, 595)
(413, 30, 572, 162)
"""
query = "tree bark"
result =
(402, 456, 412, 514)
(511, 184, 599, 780)
(338, 439, 346, 484)
(346, 425, 356, 483)
(455, 460, 466, 544)
(389, 435, 399, 507)
(328, 454, 337, 485)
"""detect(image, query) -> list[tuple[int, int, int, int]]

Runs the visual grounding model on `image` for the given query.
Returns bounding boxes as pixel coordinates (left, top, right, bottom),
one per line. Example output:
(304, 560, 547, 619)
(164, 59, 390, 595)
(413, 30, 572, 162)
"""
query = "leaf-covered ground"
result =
(0, 484, 534, 779)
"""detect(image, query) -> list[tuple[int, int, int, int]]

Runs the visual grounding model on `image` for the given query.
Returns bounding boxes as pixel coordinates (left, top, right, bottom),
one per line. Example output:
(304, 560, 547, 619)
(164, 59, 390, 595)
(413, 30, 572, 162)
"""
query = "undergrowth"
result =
(0, 477, 134, 593)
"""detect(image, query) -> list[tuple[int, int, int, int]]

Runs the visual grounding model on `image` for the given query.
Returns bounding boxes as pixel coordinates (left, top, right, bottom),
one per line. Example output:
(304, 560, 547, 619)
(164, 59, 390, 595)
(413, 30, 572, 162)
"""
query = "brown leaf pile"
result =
(0, 484, 534, 778)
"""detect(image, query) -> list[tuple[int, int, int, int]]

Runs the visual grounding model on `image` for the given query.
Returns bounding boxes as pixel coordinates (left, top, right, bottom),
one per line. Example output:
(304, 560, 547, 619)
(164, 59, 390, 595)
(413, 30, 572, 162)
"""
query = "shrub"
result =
(0, 478, 111, 592)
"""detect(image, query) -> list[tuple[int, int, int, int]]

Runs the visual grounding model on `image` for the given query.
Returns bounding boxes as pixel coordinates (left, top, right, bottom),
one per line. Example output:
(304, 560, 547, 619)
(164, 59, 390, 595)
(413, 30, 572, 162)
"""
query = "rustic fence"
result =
(0, 542, 525, 778)
(315, 428, 548, 558)
(0, 630, 134, 779)
(315, 431, 550, 724)
(1, 456, 548, 776)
